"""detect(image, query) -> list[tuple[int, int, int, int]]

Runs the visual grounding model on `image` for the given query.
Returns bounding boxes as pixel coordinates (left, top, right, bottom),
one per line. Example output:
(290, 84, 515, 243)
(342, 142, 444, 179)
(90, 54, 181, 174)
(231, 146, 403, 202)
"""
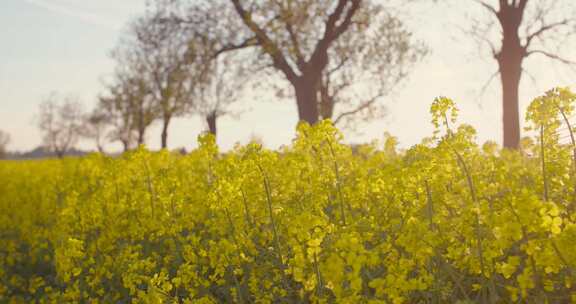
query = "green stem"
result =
(313, 252, 323, 297)
(240, 189, 253, 228)
(540, 126, 549, 202)
(327, 141, 347, 226)
(558, 107, 576, 208)
(452, 149, 486, 277)
(425, 180, 434, 229)
(224, 208, 245, 304)
(143, 160, 156, 219)
(258, 165, 283, 265)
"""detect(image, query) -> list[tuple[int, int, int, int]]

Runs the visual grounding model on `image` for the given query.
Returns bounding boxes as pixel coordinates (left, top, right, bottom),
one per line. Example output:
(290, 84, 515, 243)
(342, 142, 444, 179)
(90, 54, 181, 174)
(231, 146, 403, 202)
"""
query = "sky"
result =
(0, 0, 575, 153)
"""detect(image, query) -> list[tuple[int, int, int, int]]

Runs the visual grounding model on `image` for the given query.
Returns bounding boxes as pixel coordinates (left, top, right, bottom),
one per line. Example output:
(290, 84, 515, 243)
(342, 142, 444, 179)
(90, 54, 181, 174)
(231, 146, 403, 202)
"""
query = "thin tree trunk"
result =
(206, 112, 217, 138)
(96, 132, 105, 153)
(161, 116, 171, 149)
(54, 145, 65, 158)
(137, 107, 146, 145)
(122, 140, 129, 152)
(294, 78, 320, 125)
(137, 129, 145, 146)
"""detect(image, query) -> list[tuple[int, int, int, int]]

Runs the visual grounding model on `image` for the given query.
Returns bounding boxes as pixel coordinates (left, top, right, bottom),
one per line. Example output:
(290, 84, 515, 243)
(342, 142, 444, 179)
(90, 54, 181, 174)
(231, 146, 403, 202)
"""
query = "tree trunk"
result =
(294, 78, 320, 125)
(137, 108, 146, 146)
(161, 116, 171, 149)
(206, 112, 217, 138)
(499, 57, 522, 150)
(122, 140, 129, 152)
(498, 20, 524, 150)
(137, 129, 145, 146)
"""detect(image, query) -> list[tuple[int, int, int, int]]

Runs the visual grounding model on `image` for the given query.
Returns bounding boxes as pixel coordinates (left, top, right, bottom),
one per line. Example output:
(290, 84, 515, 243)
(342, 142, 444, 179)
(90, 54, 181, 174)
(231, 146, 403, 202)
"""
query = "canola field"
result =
(1, 90, 576, 303)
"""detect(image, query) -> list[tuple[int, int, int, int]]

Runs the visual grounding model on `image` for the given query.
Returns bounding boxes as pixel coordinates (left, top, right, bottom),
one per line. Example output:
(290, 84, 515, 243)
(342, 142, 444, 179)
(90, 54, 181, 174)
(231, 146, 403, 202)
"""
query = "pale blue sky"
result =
(0, 0, 574, 152)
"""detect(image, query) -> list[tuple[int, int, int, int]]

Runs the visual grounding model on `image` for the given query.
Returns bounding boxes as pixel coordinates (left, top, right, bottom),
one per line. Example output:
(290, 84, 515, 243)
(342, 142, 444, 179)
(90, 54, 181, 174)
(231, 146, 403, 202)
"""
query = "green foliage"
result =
(1, 89, 576, 303)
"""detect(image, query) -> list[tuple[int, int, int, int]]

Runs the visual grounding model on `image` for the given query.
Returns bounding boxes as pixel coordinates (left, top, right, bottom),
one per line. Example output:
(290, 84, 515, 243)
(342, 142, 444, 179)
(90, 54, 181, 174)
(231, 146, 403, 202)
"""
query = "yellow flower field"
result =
(1, 89, 576, 303)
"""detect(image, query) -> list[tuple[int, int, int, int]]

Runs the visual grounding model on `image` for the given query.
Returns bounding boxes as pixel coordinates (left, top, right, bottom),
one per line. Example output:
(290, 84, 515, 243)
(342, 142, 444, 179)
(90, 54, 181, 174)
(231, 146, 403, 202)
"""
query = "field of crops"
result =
(1, 90, 576, 303)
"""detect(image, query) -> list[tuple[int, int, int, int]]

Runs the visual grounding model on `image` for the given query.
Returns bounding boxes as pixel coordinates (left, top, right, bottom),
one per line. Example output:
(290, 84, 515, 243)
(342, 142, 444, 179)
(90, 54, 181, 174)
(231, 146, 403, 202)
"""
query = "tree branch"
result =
(517, 0, 528, 12)
(212, 36, 259, 59)
(477, 70, 499, 100)
(331, 0, 362, 40)
(333, 93, 382, 124)
(229, 0, 298, 81)
(285, 21, 306, 69)
(521, 66, 539, 91)
(308, 0, 361, 76)
(327, 56, 350, 76)
(526, 50, 576, 65)
(277, 0, 306, 68)
(524, 19, 571, 49)
(474, 0, 498, 17)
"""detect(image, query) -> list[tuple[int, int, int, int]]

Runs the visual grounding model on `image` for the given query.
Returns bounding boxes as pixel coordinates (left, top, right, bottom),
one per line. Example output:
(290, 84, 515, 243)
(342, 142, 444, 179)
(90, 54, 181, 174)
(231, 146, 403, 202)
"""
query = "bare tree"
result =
(190, 41, 249, 138)
(154, 0, 259, 138)
(109, 72, 156, 146)
(469, 0, 576, 149)
(110, 30, 160, 146)
(0, 130, 10, 159)
(98, 84, 138, 152)
(123, 74, 156, 146)
(82, 108, 109, 153)
(127, 6, 196, 149)
(196, 55, 241, 137)
(37, 93, 84, 158)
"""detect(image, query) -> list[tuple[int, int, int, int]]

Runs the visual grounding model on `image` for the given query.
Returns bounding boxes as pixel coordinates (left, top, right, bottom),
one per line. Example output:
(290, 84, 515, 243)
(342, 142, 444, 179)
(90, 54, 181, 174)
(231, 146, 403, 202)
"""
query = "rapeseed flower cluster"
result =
(1, 88, 576, 303)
